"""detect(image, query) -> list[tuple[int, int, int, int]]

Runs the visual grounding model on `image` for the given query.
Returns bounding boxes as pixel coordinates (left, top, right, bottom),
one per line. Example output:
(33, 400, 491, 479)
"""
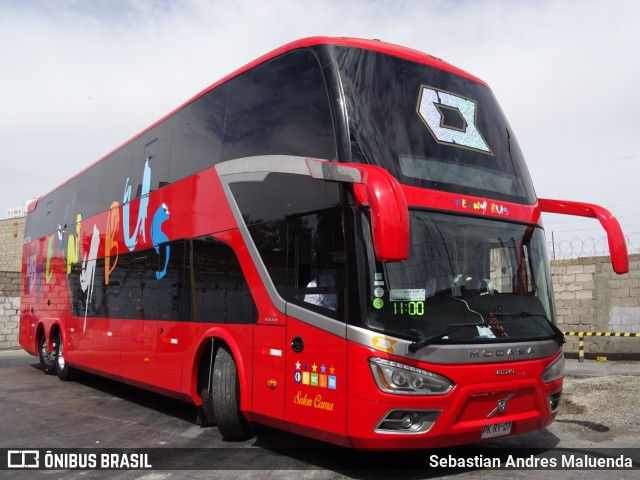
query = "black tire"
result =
(55, 330, 78, 381)
(38, 332, 56, 375)
(212, 345, 253, 440)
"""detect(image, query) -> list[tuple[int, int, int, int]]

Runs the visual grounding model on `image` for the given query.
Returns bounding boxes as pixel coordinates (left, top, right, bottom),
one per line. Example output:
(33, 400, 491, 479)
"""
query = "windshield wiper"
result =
(495, 311, 565, 346)
(408, 322, 487, 353)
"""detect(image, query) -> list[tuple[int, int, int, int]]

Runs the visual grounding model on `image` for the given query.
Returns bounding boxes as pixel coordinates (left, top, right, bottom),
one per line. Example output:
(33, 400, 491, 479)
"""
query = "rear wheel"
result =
(38, 332, 56, 375)
(212, 345, 253, 440)
(55, 330, 78, 381)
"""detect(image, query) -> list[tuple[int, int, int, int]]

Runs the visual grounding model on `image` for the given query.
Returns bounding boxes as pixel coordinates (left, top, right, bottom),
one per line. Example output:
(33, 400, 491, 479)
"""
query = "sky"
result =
(1, 0, 639, 256)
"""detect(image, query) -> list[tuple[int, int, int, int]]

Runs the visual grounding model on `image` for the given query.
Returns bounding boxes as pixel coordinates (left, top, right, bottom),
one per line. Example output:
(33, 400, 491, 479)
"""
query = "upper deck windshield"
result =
(359, 210, 557, 344)
(335, 46, 536, 204)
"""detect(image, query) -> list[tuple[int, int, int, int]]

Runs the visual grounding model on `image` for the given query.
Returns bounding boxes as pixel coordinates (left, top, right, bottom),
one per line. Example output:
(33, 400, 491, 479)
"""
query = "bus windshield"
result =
(336, 47, 536, 204)
(359, 210, 557, 343)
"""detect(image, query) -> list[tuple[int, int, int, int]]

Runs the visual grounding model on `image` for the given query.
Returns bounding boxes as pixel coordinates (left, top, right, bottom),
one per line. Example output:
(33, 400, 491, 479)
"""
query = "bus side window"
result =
(221, 48, 336, 162)
(190, 237, 258, 325)
(293, 209, 345, 315)
(230, 173, 346, 321)
(169, 84, 227, 183)
(130, 119, 173, 195)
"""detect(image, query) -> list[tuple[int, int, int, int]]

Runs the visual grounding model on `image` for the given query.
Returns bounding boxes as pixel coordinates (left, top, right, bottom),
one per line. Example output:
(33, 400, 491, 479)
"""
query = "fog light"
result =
(375, 410, 440, 434)
(401, 415, 413, 428)
(548, 390, 562, 413)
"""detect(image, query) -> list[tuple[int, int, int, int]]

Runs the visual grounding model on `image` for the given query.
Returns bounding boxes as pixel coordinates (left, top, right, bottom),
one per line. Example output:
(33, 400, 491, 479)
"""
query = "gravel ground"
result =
(551, 359, 640, 447)
(561, 374, 640, 431)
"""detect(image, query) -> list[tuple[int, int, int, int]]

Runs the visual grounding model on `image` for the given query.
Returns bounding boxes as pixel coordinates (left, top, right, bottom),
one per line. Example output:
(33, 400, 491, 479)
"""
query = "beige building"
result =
(0, 217, 26, 273)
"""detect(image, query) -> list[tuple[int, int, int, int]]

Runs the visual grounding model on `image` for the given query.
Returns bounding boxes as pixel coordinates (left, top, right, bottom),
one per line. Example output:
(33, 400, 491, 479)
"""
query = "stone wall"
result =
(0, 217, 25, 350)
(552, 254, 640, 359)
(0, 271, 21, 350)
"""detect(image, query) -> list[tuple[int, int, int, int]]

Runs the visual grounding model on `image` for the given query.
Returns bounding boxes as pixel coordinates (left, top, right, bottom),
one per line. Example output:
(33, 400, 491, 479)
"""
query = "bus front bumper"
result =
(346, 378, 562, 450)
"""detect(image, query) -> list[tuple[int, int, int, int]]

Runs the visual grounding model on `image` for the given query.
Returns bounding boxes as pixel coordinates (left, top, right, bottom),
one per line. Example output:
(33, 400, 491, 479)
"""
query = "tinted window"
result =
(23, 168, 98, 244)
(131, 120, 173, 195)
(75, 163, 103, 219)
(24, 203, 45, 240)
(222, 49, 336, 162)
(28, 191, 59, 241)
(25, 189, 59, 240)
(191, 237, 257, 324)
(98, 144, 134, 209)
(170, 84, 227, 182)
(230, 173, 341, 225)
(336, 47, 536, 204)
(230, 174, 346, 320)
(54, 179, 78, 232)
(247, 208, 346, 320)
(68, 237, 256, 324)
(69, 242, 187, 321)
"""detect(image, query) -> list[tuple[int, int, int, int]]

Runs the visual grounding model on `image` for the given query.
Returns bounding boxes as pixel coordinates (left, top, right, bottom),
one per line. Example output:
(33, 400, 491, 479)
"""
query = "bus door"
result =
(284, 212, 348, 440)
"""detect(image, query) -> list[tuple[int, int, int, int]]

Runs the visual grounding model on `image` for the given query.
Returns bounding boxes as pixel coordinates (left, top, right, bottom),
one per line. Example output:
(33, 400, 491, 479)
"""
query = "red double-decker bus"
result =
(20, 37, 628, 450)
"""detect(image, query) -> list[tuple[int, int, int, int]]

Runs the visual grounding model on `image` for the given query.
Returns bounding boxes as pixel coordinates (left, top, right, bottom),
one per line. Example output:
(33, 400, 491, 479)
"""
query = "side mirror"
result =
(217, 156, 410, 263)
(307, 160, 409, 262)
(539, 198, 628, 274)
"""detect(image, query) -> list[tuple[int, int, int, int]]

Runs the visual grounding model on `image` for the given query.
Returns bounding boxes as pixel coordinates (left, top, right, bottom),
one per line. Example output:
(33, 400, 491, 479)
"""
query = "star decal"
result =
(295, 361, 301, 371)
(312, 363, 318, 372)
(320, 364, 326, 374)
(329, 365, 335, 375)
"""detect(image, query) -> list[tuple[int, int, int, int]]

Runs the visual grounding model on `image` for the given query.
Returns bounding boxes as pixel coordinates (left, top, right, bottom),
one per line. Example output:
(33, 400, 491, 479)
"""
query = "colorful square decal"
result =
(302, 371, 310, 385)
(328, 375, 337, 390)
(310, 373, 319, 387)
(294, 371, 302, 383)
(319, 374, 328, 388)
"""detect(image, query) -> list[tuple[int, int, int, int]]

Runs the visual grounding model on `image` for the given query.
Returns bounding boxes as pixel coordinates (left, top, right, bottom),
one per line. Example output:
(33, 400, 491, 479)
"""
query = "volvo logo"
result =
(487, 393, 514, 418)
(469, 347, 534, 359)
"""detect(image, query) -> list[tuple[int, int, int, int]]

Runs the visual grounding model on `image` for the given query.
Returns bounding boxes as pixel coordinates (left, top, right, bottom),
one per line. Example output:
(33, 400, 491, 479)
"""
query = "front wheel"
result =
(39, 332, 56, 375)
(212, 345, 253, 440)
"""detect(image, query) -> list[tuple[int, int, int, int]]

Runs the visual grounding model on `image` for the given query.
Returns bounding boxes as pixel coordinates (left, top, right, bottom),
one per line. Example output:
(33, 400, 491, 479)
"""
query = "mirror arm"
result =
(539, 198, 628, 274)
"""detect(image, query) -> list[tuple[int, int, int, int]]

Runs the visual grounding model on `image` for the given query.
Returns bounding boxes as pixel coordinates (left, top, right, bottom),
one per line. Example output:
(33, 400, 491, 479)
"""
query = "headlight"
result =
(542, 353, 565, 383)
(369, 357, 454, 395)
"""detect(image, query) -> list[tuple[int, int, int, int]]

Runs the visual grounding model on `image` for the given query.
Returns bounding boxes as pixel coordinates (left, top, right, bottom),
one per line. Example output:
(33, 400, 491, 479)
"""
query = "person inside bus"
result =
(303, 213, 340, 311)
(304, 270, 337, 310)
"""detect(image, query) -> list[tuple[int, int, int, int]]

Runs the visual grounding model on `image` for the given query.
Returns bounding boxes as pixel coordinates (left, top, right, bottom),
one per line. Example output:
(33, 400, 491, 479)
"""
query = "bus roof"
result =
(29, 36, 486, 212)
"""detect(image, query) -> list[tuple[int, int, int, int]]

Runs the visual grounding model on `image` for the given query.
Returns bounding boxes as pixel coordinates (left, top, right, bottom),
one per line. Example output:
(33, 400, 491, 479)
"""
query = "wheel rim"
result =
(41, 337, 55, 367)
(57, 336, 65, 371)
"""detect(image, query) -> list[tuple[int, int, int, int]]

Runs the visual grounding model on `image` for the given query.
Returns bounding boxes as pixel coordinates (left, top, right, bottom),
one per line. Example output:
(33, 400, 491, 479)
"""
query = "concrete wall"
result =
(552, 254, 640, 359)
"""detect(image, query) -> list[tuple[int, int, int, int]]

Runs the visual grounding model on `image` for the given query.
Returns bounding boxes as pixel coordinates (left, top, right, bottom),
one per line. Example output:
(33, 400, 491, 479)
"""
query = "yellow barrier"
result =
(562, 331, 639, 363)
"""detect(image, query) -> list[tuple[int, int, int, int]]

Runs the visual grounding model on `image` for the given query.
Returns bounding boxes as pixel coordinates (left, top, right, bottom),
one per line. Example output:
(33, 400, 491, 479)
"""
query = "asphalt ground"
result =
(0, 349, 638, 479)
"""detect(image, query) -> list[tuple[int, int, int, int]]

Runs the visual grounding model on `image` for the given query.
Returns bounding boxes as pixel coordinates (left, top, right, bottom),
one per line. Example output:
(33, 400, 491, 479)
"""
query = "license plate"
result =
(481, 421, 512, 439)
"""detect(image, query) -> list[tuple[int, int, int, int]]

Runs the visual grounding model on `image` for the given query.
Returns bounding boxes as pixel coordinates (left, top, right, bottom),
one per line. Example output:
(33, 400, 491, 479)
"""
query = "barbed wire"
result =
(547, 232, 640, 260)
